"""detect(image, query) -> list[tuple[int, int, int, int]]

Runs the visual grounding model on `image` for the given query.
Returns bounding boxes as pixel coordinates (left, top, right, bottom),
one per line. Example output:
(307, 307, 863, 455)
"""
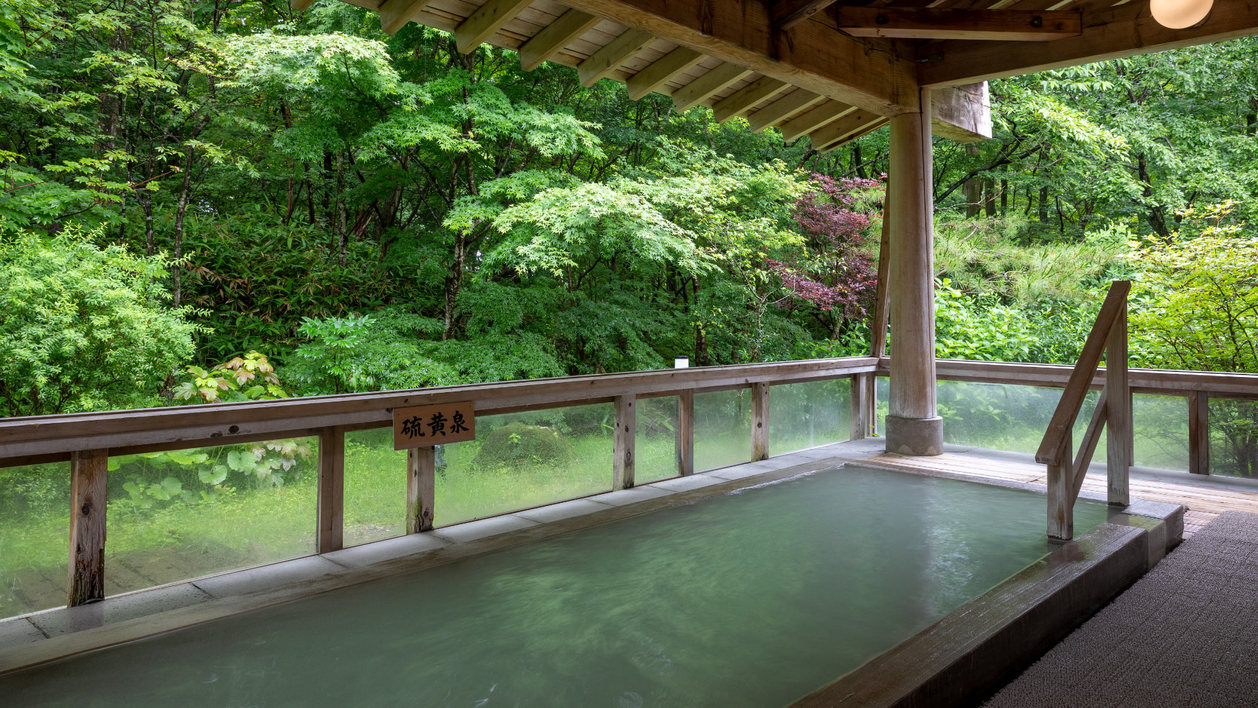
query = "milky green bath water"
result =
(0, 466, 1108, 706)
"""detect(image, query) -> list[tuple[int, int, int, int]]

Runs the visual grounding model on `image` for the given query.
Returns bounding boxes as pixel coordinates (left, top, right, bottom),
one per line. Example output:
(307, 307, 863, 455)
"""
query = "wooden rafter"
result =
(712, 76, 790, 122)
(377, 0, 431, 35)
(517, 9, 601, 71)
(627, 46, 706, 99)
(577, 28, 655, 86)
(920, 0, 1258, 87)
(778, 100, 854, 142)
(836, 7, 1082, 41)
(771, 0, 841, 31)
(810, 108, 884, 151)
(747, 89, 826, 132)
(455, 0, 535, 53)
(671, 63, 752, 111)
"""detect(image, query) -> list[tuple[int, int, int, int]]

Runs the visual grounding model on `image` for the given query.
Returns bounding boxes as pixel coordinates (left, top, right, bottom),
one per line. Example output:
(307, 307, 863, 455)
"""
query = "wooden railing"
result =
(4, 342, 1257, 610)
(0, 357, 879, 607)
(1035, 281, 1131, 541)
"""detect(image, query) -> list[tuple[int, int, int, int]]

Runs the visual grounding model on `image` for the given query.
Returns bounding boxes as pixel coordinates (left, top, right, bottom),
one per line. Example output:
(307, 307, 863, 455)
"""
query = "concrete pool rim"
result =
(0, 439, 1184, 703)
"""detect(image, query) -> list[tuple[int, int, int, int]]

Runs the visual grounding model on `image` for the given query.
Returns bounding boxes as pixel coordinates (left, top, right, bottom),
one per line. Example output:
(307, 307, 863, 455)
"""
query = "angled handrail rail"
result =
(1037, 280, 1132, 540)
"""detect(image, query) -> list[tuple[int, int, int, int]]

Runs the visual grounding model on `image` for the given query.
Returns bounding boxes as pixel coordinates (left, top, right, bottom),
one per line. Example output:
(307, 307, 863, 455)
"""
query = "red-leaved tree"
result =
(768, 174, 881, 340)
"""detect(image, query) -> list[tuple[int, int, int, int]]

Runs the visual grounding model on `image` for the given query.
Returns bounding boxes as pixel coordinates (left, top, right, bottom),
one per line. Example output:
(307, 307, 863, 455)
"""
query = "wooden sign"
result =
(393, 402, 475, 449)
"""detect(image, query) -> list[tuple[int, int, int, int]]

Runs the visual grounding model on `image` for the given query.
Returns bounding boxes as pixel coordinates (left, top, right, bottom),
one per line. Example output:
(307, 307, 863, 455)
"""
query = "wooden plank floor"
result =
(866, 451, 1258, 538)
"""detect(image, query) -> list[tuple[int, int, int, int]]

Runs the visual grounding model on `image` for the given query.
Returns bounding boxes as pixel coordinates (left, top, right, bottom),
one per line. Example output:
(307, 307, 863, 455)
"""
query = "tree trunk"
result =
(443, 230, 467, 340)
(984, 178, 997, 217)
(1038, 185, 1050, 223)
(962, 144, 982, 218)
(173, 150, 195, 308)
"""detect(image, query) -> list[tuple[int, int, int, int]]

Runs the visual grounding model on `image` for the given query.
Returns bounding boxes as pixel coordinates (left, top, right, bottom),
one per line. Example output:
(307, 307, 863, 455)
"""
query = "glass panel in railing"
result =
(694, 389, 752, 472)
(635, 395, 679, 484)
(770, 380, 852, 454)
(104, 437, 319, 594)
(1208, 398, 1258, 478)
(344, 428, 406, 547)
(1132, 394, 1189, 472)
(434, 404, 614, 527)
(936, 380, 1100, 457)
(0, 462, 70, 618)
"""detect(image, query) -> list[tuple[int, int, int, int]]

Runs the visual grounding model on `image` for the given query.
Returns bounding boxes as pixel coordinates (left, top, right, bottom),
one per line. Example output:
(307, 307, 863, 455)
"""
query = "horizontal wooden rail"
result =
(0, 358, 879, 465)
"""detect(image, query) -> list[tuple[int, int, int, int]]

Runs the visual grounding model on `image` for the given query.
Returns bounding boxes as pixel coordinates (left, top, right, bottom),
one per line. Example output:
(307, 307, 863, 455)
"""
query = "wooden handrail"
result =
(0, 357, 879, 464)
(1036, 281, 1130, 466)
(1033, 280, 1132, 540)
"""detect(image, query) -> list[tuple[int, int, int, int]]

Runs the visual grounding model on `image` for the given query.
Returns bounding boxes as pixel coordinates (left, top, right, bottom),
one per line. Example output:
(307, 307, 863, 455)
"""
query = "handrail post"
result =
(850, 375, 869, 441)
(407, 447, 435, 533)
(752, 382, 770, 461)
(676, 390, 694, 476)
(69, 449, 108, 606)
(1047, 432, 1073, 541)
(1106, 300, 1131, 506)
(1188, 391, 1210, 475)
(317, 427, 345, 553)
(614, 395, 636, 489)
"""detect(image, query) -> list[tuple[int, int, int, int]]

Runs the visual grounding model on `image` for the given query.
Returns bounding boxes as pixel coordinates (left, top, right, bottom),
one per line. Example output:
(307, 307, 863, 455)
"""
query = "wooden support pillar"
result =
(1106, 306, 1131, 506)
(850, 375, 869, 441)
(407, 447, 435, 533)
(317, 427, 345, 553)
(1188, 391, 1210, 475)
(614, 395, 636, 489)
(676, 390, 694, 476)
(752, 382, 770, 461)
(68, 449, 108, 606)
(1047, 431, 1073, 541)
(885, 87, 943, 456)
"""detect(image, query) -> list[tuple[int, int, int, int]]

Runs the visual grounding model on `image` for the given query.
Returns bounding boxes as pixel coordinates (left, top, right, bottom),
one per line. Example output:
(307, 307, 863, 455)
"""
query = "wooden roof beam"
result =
(377, 0, 430, 35)
(627, 46, 706, 100)
(455, 0, 535, 53)
(577, 28, 655, 86)
(747, 89, 826, 132)
(809, 109, 884, 151)
(518, 10, 601, 71)
(778, 100, 855, 142)
(290, 0, 314, 11)
(836, 7, 1082, 42)
(920, 0, 1258, 87)
(712, 76, 790, 122)
(555, 0, 919, 116)
(671, 63, 752, 112)
(772, 0, 842, 31)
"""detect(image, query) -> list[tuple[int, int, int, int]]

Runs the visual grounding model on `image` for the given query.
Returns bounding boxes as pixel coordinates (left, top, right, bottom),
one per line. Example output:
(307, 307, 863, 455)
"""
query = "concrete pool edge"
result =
(0, 449, 835, 676)
(792, 509, 1183, 707)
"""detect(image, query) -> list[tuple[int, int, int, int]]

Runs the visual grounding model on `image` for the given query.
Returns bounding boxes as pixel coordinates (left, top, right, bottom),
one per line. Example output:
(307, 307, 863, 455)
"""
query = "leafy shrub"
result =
(173, 351, 288, 403)
(0, 229, 196, 416)
(287, 310, 454, 394)
(472, 422, 575, 469)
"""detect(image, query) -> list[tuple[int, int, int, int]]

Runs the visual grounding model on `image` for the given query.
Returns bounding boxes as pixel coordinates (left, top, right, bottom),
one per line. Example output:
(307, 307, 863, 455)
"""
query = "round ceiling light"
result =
(1149, 0, 1214, 29)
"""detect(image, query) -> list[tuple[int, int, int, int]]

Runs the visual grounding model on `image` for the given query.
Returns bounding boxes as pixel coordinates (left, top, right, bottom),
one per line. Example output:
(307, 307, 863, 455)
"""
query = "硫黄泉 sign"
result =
(393, 402, 475, 449)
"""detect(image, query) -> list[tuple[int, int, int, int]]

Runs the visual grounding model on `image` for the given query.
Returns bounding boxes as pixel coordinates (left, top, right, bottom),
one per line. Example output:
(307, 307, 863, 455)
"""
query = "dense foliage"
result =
(1, 0, 1255, 418)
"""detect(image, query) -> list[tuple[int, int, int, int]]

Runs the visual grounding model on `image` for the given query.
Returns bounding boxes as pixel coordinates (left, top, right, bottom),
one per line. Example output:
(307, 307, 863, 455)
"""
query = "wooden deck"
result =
(865, 450, 1258, 538)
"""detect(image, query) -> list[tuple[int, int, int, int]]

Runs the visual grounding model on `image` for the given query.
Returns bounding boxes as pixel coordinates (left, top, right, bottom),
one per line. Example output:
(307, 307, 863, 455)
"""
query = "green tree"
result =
(0, 230, 196, 416)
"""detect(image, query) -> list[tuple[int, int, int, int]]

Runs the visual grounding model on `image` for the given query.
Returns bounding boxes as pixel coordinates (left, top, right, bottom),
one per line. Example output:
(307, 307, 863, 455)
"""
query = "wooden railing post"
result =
(407, 447, 435, 533)
(752, 382, 770, 461)
(1106, 302, 1131, 506)
(614, 395, 636, 489)
(69, 449, 108, 606)
(1047, 432, 1073, 541)
(850, 374, 870, 440)
(676, 390, 694, 476)
(1189, 391, 1210, 475)
(317, 427, 345, 553)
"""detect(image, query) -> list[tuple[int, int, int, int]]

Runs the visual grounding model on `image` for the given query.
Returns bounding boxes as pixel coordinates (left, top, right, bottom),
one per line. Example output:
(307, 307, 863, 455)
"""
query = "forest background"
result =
(1, 0, 1256, 440)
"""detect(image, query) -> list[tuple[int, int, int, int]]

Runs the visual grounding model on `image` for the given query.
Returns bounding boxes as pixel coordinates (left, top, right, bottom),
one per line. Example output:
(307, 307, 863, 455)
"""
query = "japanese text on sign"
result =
(393, 402, 475, 449)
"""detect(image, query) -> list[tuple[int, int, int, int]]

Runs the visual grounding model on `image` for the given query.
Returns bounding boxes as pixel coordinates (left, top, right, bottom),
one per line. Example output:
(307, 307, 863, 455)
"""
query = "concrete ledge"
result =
(793, 522, 1150, 707)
